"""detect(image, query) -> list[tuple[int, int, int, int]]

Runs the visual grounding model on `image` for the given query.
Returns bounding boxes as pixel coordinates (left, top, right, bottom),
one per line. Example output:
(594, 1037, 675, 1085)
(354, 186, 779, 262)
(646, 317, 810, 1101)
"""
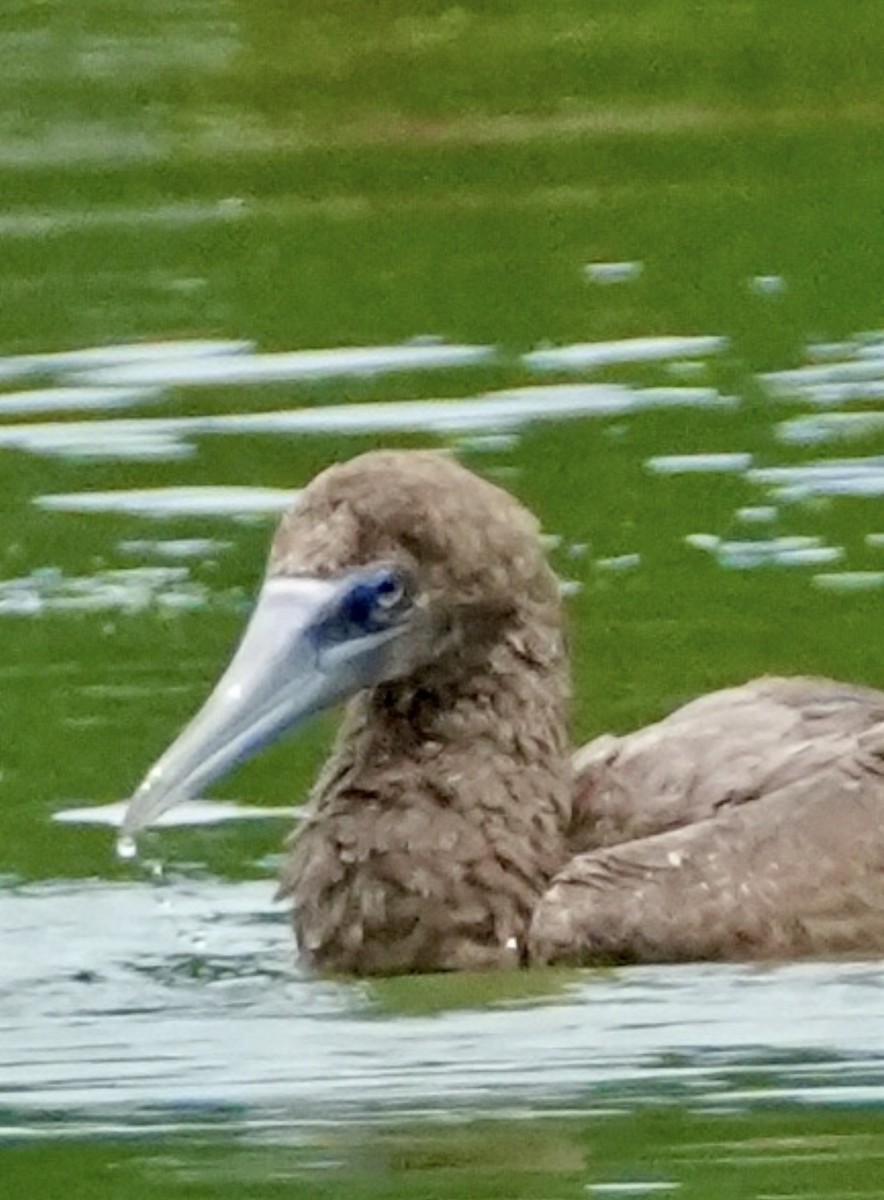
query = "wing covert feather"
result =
(533, 723, 884, 965)
(568, 676, 884, 854)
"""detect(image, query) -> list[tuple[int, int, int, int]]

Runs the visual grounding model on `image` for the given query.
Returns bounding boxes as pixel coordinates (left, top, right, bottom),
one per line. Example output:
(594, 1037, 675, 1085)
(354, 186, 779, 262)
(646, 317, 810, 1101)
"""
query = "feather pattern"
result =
(146, 449, 884, 974)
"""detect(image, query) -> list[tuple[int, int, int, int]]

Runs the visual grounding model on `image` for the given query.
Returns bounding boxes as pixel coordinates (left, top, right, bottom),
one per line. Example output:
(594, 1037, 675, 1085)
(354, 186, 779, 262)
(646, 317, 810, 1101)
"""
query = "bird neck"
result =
(282, 628, 573, 975)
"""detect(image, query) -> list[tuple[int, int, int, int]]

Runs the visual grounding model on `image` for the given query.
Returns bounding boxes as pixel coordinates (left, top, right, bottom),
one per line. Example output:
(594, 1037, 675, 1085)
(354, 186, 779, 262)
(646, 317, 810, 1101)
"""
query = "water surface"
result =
(3, 1, 884, 1195)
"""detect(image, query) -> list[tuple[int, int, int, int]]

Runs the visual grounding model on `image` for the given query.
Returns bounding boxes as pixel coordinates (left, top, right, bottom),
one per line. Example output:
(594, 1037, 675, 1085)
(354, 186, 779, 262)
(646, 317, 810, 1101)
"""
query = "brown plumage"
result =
(121, 450, 884, 975)
(273, 451, 571, 973)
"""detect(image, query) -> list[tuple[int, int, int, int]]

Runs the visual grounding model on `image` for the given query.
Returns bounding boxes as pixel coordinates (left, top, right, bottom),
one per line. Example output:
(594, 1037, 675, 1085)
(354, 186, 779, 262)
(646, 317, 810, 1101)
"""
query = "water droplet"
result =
(116, 833, 137, 861)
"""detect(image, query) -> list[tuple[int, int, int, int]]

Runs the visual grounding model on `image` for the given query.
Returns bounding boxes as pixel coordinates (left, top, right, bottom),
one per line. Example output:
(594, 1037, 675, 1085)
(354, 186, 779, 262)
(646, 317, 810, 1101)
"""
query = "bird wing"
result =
(533, 720, 884, 964)
(568, 676, 884, 853)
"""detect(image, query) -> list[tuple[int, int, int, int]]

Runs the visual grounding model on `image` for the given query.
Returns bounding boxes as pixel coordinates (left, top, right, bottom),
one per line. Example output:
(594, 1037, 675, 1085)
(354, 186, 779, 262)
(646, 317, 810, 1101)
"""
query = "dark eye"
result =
(373, 571, 405, 609)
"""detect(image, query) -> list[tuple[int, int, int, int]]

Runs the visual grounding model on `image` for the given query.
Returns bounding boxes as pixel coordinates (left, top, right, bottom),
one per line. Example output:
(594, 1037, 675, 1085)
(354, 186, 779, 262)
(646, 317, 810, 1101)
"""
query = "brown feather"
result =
(260, 451, 884, 974)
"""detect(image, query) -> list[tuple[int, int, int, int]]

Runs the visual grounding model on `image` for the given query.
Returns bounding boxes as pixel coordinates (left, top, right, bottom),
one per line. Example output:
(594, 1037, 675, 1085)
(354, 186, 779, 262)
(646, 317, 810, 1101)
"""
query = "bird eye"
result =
(373, 569, 406, 609)
(330, 566, 411, 639)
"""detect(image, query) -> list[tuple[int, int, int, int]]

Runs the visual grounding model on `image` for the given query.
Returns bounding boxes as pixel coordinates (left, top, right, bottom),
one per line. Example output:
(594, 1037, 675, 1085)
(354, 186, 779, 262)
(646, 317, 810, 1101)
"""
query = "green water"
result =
(3, 1, 884, 1195)
(8, 1108, 884, 1198)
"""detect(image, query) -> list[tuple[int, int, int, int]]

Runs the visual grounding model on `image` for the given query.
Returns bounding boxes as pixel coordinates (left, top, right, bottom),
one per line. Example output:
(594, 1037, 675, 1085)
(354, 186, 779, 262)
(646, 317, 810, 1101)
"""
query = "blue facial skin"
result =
(316, 567, 407, 646)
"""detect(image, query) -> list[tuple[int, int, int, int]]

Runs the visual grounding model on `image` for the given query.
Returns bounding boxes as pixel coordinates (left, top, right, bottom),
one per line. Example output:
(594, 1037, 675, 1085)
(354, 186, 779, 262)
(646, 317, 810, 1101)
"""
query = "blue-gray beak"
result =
(119, 568, 418, 842)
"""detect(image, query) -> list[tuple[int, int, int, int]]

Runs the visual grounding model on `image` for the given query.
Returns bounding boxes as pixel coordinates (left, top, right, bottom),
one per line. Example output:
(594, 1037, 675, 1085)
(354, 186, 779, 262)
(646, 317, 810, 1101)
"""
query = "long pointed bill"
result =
(119, 570, 411, 842)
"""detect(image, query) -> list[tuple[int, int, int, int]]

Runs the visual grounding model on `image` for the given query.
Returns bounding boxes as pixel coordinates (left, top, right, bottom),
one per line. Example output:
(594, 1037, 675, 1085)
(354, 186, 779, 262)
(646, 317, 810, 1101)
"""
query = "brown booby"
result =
(120, 451, 884, 974)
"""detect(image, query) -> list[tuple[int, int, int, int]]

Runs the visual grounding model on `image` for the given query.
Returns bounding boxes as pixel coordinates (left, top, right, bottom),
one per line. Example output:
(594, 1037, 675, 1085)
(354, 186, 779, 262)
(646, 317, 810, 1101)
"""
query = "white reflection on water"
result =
(38, 486, 296, 518)
(0, 566, 210, 615)
(0, 422, 192, 462)
(761, 356, 884, 394)
(0, 201, 251, 239)
(1, 382, 732, 462)
(813, 572, 884, 592)
(749, 459, 884, 499)
(583, 261, 644, 285)
(118, 538, 233, 560)
(778, 412, 884, 446)
(0, 386, 163, 416)
(773, 381, 884, 407)
(0, 339, 253, 384)
(685, 534, 843, 571)
(75, 342, 496, 388)
(523, 335, 726, 371)
(12, 319, 884, 609)
(2, 879, 884, 1136)
(747, 274, 787, 296)
(646, 453, 752, 474)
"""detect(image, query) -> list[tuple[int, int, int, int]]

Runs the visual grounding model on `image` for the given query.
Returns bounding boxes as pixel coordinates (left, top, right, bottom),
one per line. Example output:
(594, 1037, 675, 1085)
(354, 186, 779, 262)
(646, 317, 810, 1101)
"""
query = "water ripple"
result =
(2, 881, 884, 1134)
